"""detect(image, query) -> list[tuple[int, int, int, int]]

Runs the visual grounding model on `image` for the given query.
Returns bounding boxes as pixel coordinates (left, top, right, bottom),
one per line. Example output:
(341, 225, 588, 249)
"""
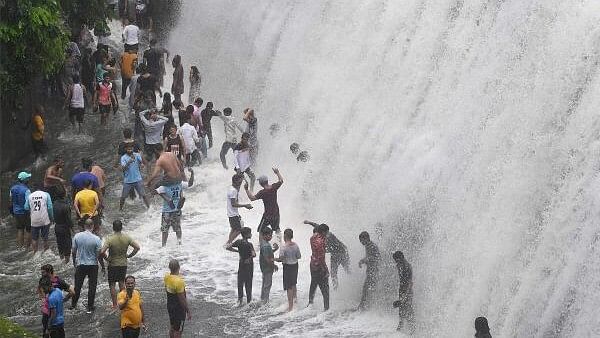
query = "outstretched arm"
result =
(303, 220, 319, 228)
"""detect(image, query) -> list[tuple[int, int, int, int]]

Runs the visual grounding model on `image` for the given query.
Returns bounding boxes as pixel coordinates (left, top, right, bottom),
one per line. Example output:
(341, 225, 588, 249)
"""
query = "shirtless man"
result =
(147, 144, 184, 188)
(44, 157, 67, 197)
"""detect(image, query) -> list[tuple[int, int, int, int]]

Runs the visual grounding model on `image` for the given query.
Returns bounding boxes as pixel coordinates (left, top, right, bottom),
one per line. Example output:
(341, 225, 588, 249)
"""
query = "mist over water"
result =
(162, 0, 600, 336)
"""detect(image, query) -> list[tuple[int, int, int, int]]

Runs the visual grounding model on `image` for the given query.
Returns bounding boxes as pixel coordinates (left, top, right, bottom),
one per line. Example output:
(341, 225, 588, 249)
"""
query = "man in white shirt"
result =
(226, 173, 252, 244)
(233, 133, 256, 190)
(219, 107, 243, 169)
(24, 185, 54, 254)
(177, 115, 201, 166)
(122, 18, 140, 52)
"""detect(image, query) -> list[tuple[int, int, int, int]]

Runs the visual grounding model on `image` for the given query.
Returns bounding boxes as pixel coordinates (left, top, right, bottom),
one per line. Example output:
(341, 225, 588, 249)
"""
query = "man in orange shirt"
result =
(120, 50, 138, 100)
(118, 275, 146, 337)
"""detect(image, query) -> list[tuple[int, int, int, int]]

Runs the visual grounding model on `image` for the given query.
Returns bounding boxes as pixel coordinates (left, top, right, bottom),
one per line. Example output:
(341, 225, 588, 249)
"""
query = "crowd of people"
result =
(6, 4, 494, 338)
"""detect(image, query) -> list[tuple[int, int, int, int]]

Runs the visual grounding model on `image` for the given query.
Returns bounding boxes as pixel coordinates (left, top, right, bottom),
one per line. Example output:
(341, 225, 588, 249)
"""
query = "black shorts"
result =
(69, 107, 85, 123)
(124, 43, 138, 52)
(168, 306, 185, 332)
(257, 214, 280, 233)
(99, 104, 111, 116)
(14, 214, 31, 232)
(229, 216, 242, 231)
(283, 263, 298, 290)
(107, 266, 127, 283)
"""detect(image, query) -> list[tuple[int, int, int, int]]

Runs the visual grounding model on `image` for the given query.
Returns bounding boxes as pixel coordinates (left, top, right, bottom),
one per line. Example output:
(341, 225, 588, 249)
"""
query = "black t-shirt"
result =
(177, 109, 188, 127)
(255, 181, 282, 218)
(326, 232, 347, 256)
(137, 74, 157, 93)
(231, 239, 254, 264)
(53, 199, 73, 231)
(200, 108, 219, 129)
(144, 47, 162, 74)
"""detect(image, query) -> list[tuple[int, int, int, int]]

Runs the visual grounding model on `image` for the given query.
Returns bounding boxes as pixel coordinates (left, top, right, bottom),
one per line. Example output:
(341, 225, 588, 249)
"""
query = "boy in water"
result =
(275, 228, 301, 311)
(392, 250, 414, 332)
(244, 168, 284, 243)
(226, 173, 253, 244)
(226, 227, 256, 306)
(155, 168, 195, 246)
(118, 275, 147, 337)
(259, 227, 278, 304)
(358, 231, 381, 310)
(308, 224, 330, 311)
(233, 133, 256, 190)
(304, 220, 350, 289)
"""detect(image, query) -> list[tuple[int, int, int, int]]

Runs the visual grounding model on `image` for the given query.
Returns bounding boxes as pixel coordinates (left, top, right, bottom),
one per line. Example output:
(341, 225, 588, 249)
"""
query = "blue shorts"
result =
(121, 181, 145, 199)
(31, 224, 50, 241)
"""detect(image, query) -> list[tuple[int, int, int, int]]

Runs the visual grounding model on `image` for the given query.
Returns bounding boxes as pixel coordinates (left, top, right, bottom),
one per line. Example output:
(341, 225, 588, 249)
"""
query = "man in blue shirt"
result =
(71, 218, 105, 313)
(40, 275, 66, 337)
(71, 158, 100, 195)
(9, 171, 32, 249)
(119, 144, 149, 210)
(154, 168, 194, 247)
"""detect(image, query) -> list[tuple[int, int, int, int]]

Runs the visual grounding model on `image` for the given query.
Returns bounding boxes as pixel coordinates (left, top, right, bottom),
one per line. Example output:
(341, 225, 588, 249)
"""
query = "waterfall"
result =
(168, 0, 600, 336)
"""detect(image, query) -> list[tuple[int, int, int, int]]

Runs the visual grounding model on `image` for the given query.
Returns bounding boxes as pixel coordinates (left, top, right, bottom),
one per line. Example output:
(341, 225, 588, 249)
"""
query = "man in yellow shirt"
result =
(164, 259, 190, 338)
(31, 104, 46, 158)
(74, 180, 100, 234)
(118, 275, 146, 337)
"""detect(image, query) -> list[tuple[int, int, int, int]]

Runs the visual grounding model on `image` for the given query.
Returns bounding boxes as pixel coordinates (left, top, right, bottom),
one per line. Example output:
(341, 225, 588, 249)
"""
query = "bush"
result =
(0, 316, 36, 338)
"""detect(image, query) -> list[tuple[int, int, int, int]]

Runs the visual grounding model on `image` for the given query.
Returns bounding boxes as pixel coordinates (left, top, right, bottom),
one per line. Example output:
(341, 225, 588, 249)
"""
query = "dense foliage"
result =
(0, 0, 109, 100)
(0, 0, 70, 98)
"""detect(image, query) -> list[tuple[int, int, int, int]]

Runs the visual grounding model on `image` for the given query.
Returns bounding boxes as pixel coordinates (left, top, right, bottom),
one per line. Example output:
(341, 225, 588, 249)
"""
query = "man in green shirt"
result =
(101, 220, 140, 308)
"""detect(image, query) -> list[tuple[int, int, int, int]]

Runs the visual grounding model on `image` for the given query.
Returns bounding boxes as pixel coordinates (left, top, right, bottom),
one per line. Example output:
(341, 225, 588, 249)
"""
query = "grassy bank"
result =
(0, 317, 36, 338)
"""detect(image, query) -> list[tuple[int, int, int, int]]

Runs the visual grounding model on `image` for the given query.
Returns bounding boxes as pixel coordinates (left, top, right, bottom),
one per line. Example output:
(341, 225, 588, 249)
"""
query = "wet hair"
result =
(284, 228, 293, 240)
(317, 224, 329, 234)
(393, 250, 405, 261)
(125, 275, 135, 282)
(39, 275, 52, 291)
(241, 227, 252, 238)
(206, 102, 213, 109)
(261, 226, 273, 236)
(185, 105, 194, 116)
(172, 55, 181, 68)
(475, 317, 490, 335)
(41, 264, 54, 275)
(161, 93, 173, 114)
(84, 179, 92, 188)
(169, 259, 180, 273)
(33, 104, 44, 115)
(231, 173, 244, 183)
(173, 100, 183, 109)
(194, 97, 203, 106)
(223, 107, 232, 116)
(82, 157, 92, 171)
(113, 220, 123, 232)
(72, 74, 81, 83)
(359, 231, 370, 240)
(190, 66, 200, 82)
(123, 128, 133, 138)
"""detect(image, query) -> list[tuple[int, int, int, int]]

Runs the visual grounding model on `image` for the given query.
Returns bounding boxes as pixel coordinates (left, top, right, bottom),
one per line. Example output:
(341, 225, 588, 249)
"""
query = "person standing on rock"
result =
(244, 167, 284, 242)
(120, 144, 150, 211)
(9, 171, 32, 249)
(392, 250, 414, 332)
(188, 66, 201, 104)
(171, 55, 184, 103)
(200, 102, 219, 149)
(358, 231, 381, 310)
(93, 72, 118, 126)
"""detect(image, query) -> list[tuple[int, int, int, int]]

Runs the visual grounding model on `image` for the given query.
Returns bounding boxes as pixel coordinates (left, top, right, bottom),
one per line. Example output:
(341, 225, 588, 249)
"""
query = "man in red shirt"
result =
(308, 224, 329, 311)
(244, 168, 284, 242)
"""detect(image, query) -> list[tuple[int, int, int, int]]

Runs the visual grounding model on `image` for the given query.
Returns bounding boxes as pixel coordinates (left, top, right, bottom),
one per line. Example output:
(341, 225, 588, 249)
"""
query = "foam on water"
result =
(127, 0, 600, 336)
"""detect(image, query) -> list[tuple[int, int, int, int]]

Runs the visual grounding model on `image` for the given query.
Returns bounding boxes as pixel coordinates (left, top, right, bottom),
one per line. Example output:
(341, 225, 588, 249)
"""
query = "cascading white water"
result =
(166, 0, 600, 336)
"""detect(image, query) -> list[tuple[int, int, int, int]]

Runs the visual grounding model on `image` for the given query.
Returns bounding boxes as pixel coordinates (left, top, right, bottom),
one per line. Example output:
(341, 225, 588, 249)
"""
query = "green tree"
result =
(0, 0, 70, 98)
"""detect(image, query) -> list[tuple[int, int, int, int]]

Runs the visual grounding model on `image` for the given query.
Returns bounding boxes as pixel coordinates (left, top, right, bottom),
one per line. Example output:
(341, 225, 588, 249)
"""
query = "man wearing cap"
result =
(24, 183, 54, 254)
(244, 168, 284, 242)
(10, 171, 32, 249)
